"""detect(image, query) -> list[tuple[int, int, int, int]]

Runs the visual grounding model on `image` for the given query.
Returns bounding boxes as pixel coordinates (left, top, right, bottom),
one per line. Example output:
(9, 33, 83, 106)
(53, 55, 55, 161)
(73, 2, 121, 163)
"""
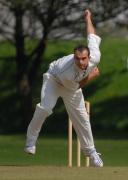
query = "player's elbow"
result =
(90, 50, 101, 64)
(94, 51, 101, 64)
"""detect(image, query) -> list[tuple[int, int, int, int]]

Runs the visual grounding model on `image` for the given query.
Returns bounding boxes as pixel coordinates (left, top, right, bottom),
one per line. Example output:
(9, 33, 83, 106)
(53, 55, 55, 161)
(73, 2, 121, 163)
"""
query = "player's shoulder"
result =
(62, 54, 74, 66)
(57, 54, 74, 73)
(58, 53, 74, 65)
(62, 54, 74, 60)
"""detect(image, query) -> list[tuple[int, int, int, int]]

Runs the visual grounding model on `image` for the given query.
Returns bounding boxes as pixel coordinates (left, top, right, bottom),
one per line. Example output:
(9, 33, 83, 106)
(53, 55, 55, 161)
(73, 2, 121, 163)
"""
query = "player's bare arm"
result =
(84, 9, 96, 35)
(79, 67, 100, 88)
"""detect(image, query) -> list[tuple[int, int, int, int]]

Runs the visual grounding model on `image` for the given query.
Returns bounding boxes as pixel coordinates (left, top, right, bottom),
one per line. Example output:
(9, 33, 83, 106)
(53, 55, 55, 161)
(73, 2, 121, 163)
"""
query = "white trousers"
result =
(26, 73, 95, 155)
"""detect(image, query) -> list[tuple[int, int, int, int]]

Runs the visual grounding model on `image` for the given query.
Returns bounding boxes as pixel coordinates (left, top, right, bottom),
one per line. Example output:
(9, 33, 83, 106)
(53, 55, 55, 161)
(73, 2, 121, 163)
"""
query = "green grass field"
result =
(0, 135, 128, 180)
(0, 135, 128, 167)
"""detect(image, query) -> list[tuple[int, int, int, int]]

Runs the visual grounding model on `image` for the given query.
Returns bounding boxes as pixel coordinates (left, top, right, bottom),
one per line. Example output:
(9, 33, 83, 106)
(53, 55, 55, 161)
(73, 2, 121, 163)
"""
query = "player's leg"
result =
(62, 88, 103, 167)
(25, 73, 60, 154)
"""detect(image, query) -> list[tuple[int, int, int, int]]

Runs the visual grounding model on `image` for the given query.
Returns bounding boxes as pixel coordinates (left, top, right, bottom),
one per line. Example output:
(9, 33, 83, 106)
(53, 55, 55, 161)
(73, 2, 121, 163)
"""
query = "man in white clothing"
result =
(25, 9, 103, 167)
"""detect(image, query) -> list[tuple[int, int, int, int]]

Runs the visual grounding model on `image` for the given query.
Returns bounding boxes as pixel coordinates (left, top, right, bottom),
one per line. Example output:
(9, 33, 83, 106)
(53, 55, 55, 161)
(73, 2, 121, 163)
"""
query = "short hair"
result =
(74, 45, 90, 56)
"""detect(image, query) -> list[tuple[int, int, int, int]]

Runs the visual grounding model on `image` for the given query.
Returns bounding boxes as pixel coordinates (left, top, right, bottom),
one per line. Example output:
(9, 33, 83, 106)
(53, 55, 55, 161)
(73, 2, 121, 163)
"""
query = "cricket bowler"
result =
(25, 9, 103, 167)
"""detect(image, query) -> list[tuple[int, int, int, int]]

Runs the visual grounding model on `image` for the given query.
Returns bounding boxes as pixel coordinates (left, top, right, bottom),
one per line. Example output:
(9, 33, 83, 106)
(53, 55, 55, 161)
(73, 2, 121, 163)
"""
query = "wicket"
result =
(68, 101, 90, 167)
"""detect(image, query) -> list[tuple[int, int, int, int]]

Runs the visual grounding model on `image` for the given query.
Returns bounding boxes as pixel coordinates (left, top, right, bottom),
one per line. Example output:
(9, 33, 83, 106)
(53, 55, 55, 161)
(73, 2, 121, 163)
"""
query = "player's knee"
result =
(37, 103, 53, 115)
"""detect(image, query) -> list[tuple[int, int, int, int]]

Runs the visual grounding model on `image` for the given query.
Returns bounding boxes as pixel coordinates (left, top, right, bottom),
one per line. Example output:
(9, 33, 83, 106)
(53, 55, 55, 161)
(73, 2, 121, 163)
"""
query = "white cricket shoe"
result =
(90, 151, 103, 167)
(24, 146, 36, 155)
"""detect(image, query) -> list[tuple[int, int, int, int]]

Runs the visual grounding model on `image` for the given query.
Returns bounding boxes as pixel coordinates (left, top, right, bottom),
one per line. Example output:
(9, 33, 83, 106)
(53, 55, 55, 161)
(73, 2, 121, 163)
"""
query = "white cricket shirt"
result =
(47, 34, 101, 91)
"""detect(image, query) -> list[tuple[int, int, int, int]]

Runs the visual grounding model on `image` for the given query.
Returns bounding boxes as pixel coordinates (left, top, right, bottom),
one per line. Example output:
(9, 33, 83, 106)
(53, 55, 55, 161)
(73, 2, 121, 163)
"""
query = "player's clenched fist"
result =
(84, 9, 92, 21)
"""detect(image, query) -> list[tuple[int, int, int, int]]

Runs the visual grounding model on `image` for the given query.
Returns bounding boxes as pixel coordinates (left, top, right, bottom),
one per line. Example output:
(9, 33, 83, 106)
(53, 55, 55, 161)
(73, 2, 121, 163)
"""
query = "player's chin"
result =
(80, 66, 86, 70)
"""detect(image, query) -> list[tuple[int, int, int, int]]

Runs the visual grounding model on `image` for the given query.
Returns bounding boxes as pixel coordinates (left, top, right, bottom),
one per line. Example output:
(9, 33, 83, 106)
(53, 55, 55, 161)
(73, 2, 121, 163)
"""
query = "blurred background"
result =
(0, 0, 128, 137)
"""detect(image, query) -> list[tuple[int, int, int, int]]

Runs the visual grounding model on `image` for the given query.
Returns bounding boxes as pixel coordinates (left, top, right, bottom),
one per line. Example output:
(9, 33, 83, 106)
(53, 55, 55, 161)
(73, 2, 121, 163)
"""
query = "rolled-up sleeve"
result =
(87, 34, 101, 65)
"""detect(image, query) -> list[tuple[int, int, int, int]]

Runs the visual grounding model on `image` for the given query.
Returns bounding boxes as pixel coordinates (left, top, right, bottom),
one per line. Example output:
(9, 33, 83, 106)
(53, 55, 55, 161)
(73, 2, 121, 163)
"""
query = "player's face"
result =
(74, 50, 89, 70)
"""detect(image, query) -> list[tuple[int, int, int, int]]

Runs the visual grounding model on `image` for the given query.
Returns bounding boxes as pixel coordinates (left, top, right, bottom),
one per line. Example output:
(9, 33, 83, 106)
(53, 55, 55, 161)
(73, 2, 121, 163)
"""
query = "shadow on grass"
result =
(83, 71, 114, 97)
(91, 96, 128, 138)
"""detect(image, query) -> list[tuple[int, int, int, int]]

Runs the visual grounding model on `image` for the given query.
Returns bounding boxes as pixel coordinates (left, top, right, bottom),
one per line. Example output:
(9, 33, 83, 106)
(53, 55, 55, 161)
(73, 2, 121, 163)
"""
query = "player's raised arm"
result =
(85, 9, 101, 65)
(84, 9, 95, 35)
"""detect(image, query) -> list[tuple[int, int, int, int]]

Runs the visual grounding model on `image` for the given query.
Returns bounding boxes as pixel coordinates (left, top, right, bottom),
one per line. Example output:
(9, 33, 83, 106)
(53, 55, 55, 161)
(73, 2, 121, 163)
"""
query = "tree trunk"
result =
(18, 74, 33, 131)
(14, 8, 33, 131)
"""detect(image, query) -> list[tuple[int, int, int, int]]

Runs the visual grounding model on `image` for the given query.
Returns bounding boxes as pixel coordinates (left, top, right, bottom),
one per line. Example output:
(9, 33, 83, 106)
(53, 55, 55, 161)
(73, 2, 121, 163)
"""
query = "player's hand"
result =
(84, 9, 92, 21)
(91, 67, 100, 76)
(79, 66, 100, 88)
